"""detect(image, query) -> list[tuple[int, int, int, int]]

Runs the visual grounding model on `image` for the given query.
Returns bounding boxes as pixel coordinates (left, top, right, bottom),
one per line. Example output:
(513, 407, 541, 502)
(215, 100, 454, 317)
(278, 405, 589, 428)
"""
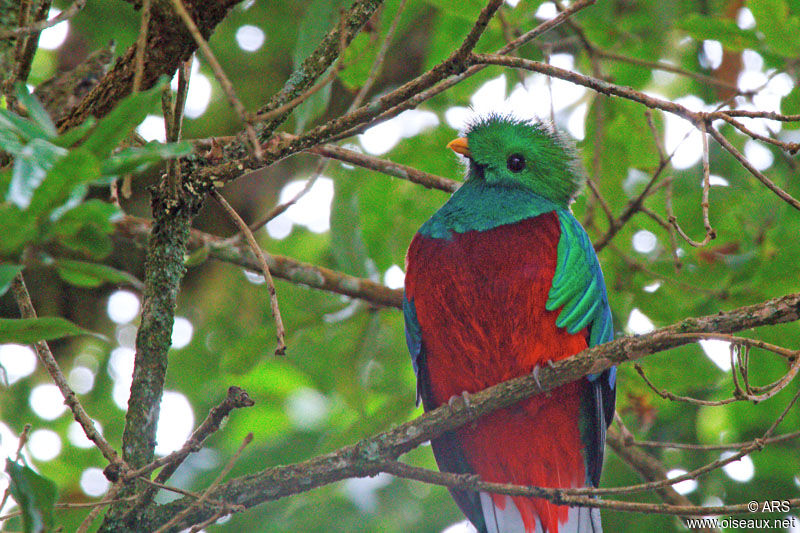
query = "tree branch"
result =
(187, 0, 507, 187)
(307, 140, 460, 192)
(137, 291, 800, 530)
(605, 427, 719, 533)
(256, 0, 384, 136)
(56, 0, 242, 131)
(115, 216, 404, 309)
(10, 274, 123, 468)
(471, 52, 800, 211)
(100, 183, 205, 532)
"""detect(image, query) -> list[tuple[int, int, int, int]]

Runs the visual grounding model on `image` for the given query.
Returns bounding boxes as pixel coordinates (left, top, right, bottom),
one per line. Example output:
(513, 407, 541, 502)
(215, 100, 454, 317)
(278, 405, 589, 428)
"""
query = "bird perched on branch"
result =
(403, 115, 616, 533)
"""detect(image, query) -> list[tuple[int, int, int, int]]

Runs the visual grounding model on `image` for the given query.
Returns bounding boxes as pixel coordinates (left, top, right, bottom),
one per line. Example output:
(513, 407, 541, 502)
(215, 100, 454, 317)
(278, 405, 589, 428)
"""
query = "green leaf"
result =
(184, 244, 210, 267)
(5, 459, 58, 533)
(81, 79, 167, 158)
(0, 317, 102, 344)
(0, 264, 22, 297)
(47, 184, 88, 222)
(27, 149, 101, 219)
(749, 0, 800, 57)
(100, 140, 193, 176)
(56, 224, 114, 259)
(679, 14, 760, 51)
(0, 108, 51, 144)
(0, 124, 24, 155)
(330, 175, 371, 277)
(51, 117, 96, 148)
(7, 139, 67, 209)
(15, 84, 56, 138)
(0, 204, 37, 256)
(54, 259, 140, 288)
(46, 200, 120, 260)
(53, 198, 120, 228)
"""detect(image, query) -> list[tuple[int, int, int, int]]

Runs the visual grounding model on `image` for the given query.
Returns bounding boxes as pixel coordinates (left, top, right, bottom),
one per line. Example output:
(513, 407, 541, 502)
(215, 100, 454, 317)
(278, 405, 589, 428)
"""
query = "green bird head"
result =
(448, 115, 585, 208)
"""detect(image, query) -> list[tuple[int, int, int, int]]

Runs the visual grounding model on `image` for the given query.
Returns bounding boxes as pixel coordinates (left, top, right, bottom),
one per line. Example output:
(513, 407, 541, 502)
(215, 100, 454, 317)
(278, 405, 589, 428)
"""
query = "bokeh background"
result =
(2, 0, 800, 531)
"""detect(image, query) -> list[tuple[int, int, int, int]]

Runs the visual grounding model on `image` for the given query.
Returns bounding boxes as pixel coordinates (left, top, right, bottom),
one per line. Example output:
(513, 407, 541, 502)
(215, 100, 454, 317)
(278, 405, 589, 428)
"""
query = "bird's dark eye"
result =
(506, 153, 526, 173)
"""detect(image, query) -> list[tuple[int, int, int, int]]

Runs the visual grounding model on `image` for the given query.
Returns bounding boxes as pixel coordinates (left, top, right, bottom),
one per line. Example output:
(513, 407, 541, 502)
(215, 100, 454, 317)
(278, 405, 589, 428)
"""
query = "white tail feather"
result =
(479, 492, 601, 533)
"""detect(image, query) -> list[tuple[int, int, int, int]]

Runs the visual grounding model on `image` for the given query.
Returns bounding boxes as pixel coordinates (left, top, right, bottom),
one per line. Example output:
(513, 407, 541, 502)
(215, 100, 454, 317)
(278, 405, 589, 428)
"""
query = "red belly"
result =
(406, 213, 590, 533)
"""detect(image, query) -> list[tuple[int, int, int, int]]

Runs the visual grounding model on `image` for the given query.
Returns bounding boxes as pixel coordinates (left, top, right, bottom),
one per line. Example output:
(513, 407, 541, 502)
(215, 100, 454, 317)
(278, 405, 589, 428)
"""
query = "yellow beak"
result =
(447, 137, 471, 157)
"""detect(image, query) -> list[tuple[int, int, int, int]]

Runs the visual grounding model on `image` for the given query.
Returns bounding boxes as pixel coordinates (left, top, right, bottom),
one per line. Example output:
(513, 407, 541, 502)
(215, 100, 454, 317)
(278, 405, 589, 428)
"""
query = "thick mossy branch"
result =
(100, 181, 205, 533)
(123, 194, 194, 469)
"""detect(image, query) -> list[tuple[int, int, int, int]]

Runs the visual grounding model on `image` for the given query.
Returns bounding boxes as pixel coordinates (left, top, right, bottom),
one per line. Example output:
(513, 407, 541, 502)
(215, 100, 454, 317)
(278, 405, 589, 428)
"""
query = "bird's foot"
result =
(448, 390, 473, 410)
(531, 365, 543, 391)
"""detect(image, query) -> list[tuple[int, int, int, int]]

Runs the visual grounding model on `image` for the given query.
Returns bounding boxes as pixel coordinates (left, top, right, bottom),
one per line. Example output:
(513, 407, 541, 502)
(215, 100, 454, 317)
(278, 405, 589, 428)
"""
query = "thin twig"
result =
(635, 335, 799, 405)
(497, 8, 527, 86)
(377, 458, 799, 515)
(594, 110, 672, 251)
(10, 0, 51, 90)
(135, 477, 234, 507)
(125, 386, 255, 483)
(707, 126, 800, 210)
(713, 109, 800, 121)
(116, 215, 403, 308)
(75, 482, 124, 533)
(168, 0, 261, 157)
(665, 121, 716, 247)
(153, 433, 252, 533)
(308, 141, 459, 191)
(469, 53, 800, 211)
(10, 274, 123, 468)
(163, 58, 191, 198)
(598, 50, 745, 96)
(253, 62, 344, 124)
(0, 0, 84, 39)
(584, 177, 614, 224)
(256, 0, 383, 131)
(635, 363, 737, 406)
(242, 160, 326, 239)
(0, 492, 137, 524)
(593, 158, 670, 251)
(606, 427, 718, 532)
(632, 430, 800, 451)
(715, 113, 800, 154)
(211, 190, 287, 354)
(119, 387, 253, 522)
(132, 0, 151, 93)
(0, 424, 31, 512)
(352, 0, 407, 105)
(671, 333, 798, 359)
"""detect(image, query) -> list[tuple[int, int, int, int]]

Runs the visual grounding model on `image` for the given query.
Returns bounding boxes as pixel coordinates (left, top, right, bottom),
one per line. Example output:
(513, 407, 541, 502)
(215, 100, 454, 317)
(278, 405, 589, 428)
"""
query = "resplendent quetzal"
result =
(403, 115, 616, 533)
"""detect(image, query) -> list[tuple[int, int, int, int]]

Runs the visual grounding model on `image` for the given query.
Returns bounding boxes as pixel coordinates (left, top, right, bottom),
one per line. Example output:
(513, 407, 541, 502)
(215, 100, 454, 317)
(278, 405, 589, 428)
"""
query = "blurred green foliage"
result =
(1, 0, 800, 532)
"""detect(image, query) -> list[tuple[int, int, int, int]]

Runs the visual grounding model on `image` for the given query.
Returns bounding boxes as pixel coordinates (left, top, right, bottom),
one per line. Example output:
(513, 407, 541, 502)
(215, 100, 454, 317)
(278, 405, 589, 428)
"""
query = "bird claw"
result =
(531, 366, 543, 391)
(531, 360, 557, 391)
(448, 390, 473, 409)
